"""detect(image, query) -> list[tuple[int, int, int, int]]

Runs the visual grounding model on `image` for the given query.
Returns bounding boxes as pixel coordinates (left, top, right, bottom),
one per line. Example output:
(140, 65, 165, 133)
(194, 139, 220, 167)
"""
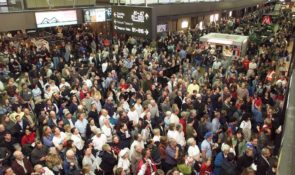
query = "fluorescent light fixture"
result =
(181, 20, 189, 29)
(207, 39, 233, 45)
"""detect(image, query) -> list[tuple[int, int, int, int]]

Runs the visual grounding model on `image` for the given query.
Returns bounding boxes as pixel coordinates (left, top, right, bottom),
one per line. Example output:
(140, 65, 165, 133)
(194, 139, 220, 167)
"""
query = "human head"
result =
(34, 164, 45, 174)
(3, 167, 15, 175)
(13, 151, 24, 161)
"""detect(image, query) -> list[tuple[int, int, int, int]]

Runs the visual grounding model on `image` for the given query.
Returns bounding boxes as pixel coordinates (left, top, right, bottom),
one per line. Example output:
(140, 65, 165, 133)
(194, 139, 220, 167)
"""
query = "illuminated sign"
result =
(112, 6, 153, 39)
(35, 10, 77, 28)
(83, 8, 112, 23)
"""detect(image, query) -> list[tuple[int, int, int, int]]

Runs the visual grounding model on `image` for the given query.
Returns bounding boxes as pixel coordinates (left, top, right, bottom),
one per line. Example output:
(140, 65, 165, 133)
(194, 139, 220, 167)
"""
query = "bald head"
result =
(13, 151, 24, 160)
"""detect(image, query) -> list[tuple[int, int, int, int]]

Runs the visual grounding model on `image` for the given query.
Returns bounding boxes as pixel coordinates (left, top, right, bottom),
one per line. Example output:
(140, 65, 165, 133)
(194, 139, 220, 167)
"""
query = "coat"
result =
(214, 152, 225, 175)
(220, 159, 237, 175)
(256, 156, 270, 175)
(99, 151, 117, 174)
(237, 154, 254, 173)
(137, 159, 157, 175)
(11, 158, 34, 175)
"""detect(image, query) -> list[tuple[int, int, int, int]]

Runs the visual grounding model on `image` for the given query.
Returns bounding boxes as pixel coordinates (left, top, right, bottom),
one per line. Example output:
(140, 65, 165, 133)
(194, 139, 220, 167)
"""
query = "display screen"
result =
(112, 6, 153, 39)
(35, 10, 78, 28)
(157, 24, 167, 33)
(84, 8, 112, 23)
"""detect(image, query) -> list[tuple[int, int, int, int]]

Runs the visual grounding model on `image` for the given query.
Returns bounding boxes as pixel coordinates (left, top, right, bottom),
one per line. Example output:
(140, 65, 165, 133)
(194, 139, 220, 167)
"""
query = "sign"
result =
(112, 6, 153, 39)
(157, 24, 167, 33)
(84, 8, 112, 23)
(35, 10, 77, 28)
(0, 0, 7, 6)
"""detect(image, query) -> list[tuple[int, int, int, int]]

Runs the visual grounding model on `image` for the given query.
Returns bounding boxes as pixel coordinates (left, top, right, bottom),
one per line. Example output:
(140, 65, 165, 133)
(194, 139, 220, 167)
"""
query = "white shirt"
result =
(128, 110, 139, 124)
(42, 167, 55, 175)
(240, 120, 252, 130)
(167, 130, 178, 140)
(92, 134, 107, 151)
(71, 134, 85, 150)
(52, 132, 66, 148)
(117, 158, 130, 173)
(176, 131, 186, 147)
(82, 154, 99, 173)
(99, 115, 110, 128)
(134, 103, 143, 116)
(188, 145, 200, 158)
(101, 125, 113, 142)
(169, 113, 179, 124)
(59, 82, 71, 89)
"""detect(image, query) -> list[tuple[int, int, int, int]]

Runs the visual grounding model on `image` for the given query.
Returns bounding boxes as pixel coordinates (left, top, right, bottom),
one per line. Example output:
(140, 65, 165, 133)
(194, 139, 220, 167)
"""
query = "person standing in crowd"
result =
(99, 144, 117, 175)
(11, 151, 33, 175)
(137, 148, 157, 175)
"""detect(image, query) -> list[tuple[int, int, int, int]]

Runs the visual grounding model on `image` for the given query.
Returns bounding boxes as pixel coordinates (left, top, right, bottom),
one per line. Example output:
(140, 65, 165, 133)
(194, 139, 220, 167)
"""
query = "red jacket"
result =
(137, 159, 157, 175)
(21, 132, 36, 146)
(200, 162, 212, 175)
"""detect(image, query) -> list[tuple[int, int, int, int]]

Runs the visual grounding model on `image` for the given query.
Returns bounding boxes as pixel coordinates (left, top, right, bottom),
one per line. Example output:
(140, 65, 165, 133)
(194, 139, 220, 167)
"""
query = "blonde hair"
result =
(187, 138, 195, 146)
(102, 144, 110, 151)
(153, 128, 160, 135)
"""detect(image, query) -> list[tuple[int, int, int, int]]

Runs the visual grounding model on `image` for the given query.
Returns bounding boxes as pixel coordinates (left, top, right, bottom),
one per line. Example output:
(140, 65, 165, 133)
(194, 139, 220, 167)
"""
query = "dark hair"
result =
(70, 127, 76, 134)
(227, 152, 235, 161)
(142, 148, 150, 158)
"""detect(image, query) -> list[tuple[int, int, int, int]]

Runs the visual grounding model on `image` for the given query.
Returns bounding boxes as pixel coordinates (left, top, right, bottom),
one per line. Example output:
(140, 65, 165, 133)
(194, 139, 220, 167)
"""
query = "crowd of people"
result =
(0, 3, 294, 175)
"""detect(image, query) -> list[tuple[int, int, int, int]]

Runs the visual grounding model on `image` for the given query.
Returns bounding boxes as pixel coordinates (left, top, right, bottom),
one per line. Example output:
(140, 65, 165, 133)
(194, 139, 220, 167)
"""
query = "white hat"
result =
(165, 111, 172, 116)
(119, 148, 129, 157)
(221, 143, 230, 152)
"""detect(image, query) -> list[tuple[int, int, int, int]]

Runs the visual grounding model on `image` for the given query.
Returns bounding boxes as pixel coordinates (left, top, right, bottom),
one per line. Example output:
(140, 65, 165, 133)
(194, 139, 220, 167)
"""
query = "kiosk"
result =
(199, 33, 249, 58)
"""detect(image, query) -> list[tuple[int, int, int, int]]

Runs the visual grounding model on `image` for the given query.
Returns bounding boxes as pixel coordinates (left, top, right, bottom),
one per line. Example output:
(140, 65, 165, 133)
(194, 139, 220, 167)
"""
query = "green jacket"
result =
(177, 163, 192, 175)
(232, 137, 247, 157)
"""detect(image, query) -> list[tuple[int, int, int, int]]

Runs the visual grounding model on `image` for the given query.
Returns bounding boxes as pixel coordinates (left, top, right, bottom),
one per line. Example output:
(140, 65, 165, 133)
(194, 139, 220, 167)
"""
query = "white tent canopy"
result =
(200, 33, 249, 47)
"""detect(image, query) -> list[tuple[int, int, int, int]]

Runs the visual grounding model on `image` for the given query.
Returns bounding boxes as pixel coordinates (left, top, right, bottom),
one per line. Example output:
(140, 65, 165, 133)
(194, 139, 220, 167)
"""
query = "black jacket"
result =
(256, 156, 270, 175)
(237, 154, 254, 174)
(99, 151, 117, 173)
(220, 159, 237, 175)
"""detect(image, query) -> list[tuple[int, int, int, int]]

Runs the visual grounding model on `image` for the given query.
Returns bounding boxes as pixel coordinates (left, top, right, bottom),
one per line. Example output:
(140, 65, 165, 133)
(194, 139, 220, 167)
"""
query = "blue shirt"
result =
(75, 119, 88, 137)
(201, 139, 212, 159)
(165, 146, 178, 165)
(179, 49, 187, 59)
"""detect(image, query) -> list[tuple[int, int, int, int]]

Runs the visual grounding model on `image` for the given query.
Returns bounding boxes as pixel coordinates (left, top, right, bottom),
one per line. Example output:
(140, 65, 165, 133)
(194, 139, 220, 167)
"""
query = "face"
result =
(145, 149, 151, 158)
(113, 136, 119, 143)
(252, 139, 258, 146)
(4, 168, 15, 175)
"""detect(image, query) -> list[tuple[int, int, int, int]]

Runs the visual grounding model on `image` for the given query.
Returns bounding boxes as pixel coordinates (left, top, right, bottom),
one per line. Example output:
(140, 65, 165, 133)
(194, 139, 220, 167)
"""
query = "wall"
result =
(0, 12, 36, 32)
(25, 0, 96, 9)
(0, 9, 84, 32)
(152, 0, 264, 17)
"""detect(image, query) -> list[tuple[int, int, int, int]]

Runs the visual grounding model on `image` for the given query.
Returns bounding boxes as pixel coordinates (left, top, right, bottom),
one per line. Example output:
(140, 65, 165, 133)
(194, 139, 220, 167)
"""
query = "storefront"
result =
(199, 33, 249, 57)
